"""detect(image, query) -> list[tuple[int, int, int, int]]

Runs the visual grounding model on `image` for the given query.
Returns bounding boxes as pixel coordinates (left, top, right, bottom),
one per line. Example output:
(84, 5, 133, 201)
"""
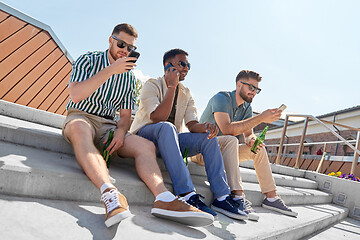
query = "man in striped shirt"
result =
(62, 24, 214, 228)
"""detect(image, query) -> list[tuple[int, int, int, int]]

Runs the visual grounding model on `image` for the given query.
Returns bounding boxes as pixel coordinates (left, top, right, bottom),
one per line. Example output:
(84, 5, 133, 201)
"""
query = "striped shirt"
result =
(66, 50, 136, 118)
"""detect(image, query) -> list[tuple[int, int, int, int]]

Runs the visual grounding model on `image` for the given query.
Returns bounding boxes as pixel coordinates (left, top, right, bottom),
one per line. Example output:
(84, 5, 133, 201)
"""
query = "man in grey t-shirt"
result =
(195, 70, 298, 220)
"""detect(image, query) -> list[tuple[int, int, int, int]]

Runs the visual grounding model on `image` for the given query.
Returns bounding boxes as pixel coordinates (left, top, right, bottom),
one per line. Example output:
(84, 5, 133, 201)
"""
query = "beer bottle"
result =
(183, 148, 189, 166)
(251, 126, 269, 154)
(103, 130, 114, 167)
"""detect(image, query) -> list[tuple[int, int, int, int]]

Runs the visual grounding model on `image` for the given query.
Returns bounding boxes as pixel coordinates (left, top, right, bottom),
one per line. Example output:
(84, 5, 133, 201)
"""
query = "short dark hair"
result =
(112, 23, 138, 38)
(236, 70, 262, 83)
(163, 48, 188, 66)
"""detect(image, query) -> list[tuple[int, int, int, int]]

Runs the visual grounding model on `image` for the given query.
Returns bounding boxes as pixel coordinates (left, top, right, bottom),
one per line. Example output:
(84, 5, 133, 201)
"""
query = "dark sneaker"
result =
(186, 194, 217, 218)
(151, 197, 214, 227)
(262, 197, 298, 217)
(211, 196, 248, 220)
(101, 188, 132, 227)
(233, 197, 259, 221)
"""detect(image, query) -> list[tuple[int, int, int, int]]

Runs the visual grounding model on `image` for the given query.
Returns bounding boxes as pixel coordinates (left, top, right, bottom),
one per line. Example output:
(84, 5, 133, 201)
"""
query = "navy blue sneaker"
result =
(233, 197, 259, 221)
(186, 194, 217, 218)
(211, 195, 248, 220)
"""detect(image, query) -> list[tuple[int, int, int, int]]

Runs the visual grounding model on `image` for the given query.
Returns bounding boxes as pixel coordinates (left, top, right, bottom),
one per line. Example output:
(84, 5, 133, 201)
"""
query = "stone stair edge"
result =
(0, 192, 350, 240)
(0, 99, 64, 129)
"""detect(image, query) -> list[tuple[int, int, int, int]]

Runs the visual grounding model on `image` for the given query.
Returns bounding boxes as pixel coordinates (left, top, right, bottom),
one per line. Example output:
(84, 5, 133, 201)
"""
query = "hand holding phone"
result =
(164, 62, 179, 88)
(127, 51, 140, 63)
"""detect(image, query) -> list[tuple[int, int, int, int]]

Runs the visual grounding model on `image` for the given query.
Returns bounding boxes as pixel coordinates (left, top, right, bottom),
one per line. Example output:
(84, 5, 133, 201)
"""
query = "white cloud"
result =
(132, 69, 152, 83)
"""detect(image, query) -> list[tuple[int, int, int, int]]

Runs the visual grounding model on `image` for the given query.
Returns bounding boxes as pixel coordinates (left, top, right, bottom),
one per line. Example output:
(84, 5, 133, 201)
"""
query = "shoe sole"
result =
(105, 209, 132, 227)
(262, 204, 298, 217)
(247, 212, 259, 221)
(151, 208, 214, 227)
(211, 205, 249, 221)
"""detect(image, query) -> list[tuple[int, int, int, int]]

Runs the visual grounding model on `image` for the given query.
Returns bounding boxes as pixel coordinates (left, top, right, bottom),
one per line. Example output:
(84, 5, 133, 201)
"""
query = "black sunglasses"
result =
(240, 81, 261, 94)
(111, 35, 137, 52)
(178, 61, 191, 70)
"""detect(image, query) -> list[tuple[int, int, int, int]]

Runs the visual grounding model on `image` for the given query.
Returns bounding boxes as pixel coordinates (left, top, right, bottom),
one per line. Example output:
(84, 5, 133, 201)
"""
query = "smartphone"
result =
(278, 104, 287, 111)
(164, 62, 173, 71)
(127, 51, 140, 63)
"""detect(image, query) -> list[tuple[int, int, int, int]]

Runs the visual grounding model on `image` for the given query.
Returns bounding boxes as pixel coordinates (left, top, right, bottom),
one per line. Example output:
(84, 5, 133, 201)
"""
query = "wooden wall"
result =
(0, 10, 72, 115)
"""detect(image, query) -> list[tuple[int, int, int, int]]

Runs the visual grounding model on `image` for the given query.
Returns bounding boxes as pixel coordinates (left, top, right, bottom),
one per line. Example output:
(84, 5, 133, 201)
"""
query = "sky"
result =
(3, 0, 360, 117)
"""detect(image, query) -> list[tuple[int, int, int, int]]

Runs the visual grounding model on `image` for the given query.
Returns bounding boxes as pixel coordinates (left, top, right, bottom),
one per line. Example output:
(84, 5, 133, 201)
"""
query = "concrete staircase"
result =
(0, 100, 359, 240)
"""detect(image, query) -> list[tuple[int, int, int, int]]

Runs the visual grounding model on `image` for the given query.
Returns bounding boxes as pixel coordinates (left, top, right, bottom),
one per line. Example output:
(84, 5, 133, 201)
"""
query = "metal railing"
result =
(268, 114, 360, 174)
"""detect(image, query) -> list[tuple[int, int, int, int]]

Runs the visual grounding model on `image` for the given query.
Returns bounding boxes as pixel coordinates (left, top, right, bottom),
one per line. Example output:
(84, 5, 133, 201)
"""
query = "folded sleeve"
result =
(139, 80, 161, 115)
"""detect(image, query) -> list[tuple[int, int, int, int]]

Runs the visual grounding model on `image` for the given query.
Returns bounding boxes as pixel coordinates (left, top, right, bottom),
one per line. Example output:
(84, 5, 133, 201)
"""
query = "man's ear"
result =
(236, 80, 242, 89)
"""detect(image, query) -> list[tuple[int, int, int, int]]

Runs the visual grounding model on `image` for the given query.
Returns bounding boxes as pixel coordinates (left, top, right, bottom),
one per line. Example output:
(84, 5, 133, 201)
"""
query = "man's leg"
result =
(137, 122, 194, 196)
(116, 133, 214, 226)
(179, 133, 230, 198)
(238, 144, 276, 196)
(116, 134, 167, 196)
(137, 122, 217, 218)
(180, 132, 248, 221)
(216, 135, 243, 195)
(65, 119, 112, 189)
(238, 144, 298, 217)
(64, 119, 131, 227)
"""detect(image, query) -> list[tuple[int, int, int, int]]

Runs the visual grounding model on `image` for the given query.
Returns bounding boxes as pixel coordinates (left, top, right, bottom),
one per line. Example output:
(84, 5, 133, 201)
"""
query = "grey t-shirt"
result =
(200, 90, 252, 136)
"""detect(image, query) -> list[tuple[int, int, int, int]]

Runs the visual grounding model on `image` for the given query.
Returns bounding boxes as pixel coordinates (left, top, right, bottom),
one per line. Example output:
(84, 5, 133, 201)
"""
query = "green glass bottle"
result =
(103, 130, 114, 167)
(251, 126, 269, 154)
(183, 148, 189, 166)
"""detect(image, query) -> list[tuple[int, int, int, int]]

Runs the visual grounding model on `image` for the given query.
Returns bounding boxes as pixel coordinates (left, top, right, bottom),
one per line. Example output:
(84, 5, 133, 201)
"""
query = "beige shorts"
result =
(62, 108, 131, 150)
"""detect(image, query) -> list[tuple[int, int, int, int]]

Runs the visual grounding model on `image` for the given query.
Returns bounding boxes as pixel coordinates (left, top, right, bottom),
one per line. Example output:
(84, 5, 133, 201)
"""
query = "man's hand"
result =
(260, 108, 282, 123)
(247, 137, 266, 153)
(204, 122, 219, 139)
(103, 128, 126, 155)
(164, 67, 179, 88)
(109, 57, 137, 75)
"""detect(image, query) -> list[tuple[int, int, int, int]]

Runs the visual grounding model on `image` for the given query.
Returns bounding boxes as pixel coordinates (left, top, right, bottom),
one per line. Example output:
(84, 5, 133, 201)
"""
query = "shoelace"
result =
(177, 196, 192, 207)
(277, 198, 291, 211)
(238, 197, 254, 211)
(101, 189, 121, 214)
(276, 197, 292, 212)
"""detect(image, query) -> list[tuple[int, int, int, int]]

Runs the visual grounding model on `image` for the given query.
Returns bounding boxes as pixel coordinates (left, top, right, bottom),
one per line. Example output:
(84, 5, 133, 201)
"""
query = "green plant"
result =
(135, 80, 143, 106)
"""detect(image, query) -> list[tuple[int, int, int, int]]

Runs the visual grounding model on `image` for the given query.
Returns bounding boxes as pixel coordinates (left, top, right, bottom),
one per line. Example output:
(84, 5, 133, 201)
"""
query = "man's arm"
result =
(105, 108, 132, 155)
(69, 57, 137, 103)
(214, 108, 281, 136)
(149, 68, 179, 123)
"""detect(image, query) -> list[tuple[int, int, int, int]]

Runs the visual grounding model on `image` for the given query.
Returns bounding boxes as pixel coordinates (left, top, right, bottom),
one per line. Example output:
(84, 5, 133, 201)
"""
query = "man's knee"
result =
(157, 121, 177, 136)
(133, 137, 156, 157)
(219, 135, 238, 149)
(64, 120, 93, 142)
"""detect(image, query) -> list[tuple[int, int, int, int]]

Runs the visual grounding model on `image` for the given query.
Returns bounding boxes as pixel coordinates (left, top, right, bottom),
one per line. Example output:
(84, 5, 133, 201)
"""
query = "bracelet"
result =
(168, 85, 176, 89)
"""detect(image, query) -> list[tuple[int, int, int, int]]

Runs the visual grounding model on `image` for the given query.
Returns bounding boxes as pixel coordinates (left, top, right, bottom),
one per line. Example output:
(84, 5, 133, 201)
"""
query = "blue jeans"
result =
(137, 122, 230, 198)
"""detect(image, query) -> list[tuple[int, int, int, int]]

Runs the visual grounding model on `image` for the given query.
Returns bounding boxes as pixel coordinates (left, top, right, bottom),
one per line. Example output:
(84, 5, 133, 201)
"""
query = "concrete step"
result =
(240, 159, 307, 178)
(304, 217, 360, 239)
(0, 140, 332, 206)
(0, 113, 319, 190)
(0, 99, 65, 129)
(0, 114, 73, 155)
(0, 193, 349, 240)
